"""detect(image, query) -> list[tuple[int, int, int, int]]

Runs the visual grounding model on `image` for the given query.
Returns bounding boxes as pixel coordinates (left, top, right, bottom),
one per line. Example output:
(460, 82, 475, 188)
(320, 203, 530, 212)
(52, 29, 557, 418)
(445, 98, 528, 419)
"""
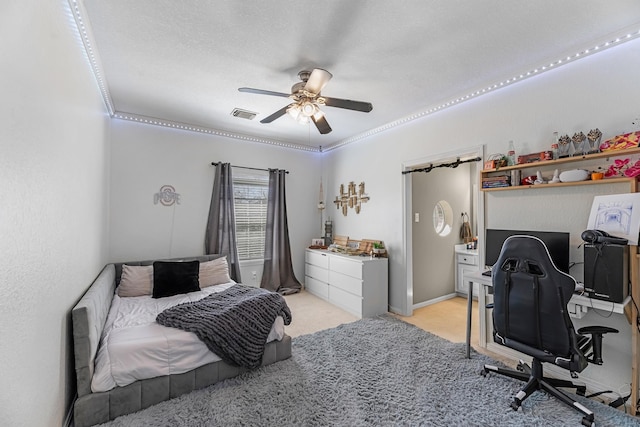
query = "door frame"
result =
(401, 144, 485, 316)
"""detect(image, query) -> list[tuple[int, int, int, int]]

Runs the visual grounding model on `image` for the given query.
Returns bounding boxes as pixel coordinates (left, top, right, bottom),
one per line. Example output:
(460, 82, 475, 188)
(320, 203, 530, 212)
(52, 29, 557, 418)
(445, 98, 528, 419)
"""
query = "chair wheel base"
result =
(581, 416, 595, 427)
(510, 400, 521, 411)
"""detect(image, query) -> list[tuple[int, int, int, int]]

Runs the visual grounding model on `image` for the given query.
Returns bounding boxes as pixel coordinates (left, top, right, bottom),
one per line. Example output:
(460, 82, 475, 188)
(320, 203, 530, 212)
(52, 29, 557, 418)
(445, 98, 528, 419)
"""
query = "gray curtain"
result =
(205, 163, 241, 282)
(260, 169, 301, 295)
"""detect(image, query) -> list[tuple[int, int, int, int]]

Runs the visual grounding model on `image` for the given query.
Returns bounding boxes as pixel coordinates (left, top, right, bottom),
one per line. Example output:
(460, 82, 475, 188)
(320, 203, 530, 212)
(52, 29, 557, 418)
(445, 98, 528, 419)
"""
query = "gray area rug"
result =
(99, 316, 640, 426)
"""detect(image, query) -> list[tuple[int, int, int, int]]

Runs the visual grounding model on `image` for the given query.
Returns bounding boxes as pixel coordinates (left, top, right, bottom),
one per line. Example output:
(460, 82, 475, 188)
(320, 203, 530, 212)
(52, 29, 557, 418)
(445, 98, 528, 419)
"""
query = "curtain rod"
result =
(211, 162, 289, 174)
(402, 157, 481, 175)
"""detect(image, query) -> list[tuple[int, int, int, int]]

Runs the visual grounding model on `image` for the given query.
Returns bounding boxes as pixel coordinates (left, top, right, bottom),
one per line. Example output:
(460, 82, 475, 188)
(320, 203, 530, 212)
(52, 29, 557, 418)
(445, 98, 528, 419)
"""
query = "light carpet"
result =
(98, 316, 640, 426)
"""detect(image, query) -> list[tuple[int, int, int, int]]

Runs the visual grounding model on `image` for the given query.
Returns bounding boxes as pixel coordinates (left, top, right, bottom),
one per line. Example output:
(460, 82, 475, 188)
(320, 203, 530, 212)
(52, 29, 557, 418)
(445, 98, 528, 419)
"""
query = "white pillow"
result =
(117, 264, 153, 297)
(199, 257, 232, 287)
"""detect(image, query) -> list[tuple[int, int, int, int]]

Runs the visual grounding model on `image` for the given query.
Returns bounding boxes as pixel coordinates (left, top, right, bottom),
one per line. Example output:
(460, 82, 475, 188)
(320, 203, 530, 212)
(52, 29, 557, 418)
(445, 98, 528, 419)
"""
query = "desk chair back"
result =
(491, 235, 588, 372)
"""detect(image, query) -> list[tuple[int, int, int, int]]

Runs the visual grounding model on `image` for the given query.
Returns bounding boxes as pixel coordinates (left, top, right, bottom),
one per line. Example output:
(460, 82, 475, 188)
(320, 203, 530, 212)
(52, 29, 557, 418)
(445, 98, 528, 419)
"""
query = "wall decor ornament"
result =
(334, 181, 369, 216)
(318, 181, 325, 210)
(154, 185, 181, 206)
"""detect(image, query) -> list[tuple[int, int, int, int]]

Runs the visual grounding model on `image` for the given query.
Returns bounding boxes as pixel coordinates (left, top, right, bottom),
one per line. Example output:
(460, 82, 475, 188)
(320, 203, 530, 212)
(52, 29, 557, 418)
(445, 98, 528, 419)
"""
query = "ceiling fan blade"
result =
(260, 104, 294, 123)
(304, 68, 333, 94)
(238, 87, 291, 98)
(312, 114, 332, 134)
(323, 96, 373, 113)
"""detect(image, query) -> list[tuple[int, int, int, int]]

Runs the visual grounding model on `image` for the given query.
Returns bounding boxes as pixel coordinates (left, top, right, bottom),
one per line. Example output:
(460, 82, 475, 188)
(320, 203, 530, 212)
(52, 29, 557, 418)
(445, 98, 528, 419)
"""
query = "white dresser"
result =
(304, 249, 388, 318)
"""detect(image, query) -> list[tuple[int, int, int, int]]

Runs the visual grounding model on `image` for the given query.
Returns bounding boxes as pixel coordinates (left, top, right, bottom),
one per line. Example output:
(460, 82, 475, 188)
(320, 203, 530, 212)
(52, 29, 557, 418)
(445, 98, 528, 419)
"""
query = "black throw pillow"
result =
(152, 260, 201, 298)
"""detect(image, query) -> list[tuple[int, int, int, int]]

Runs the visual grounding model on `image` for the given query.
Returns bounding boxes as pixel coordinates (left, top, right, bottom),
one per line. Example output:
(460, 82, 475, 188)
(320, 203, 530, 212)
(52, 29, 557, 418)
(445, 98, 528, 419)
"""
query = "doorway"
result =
(402, 145, 484, 316)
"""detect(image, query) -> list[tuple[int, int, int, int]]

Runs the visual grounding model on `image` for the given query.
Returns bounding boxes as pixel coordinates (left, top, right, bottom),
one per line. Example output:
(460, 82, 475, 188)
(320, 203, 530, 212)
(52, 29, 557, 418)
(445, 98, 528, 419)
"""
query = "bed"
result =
(72, 254, 292, 427)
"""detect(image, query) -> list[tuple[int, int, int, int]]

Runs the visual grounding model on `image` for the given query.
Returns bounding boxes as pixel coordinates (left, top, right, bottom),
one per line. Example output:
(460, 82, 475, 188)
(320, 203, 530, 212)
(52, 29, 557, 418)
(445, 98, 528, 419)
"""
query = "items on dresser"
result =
(324, 220, 333, 245)
(304, 249, 388, 318)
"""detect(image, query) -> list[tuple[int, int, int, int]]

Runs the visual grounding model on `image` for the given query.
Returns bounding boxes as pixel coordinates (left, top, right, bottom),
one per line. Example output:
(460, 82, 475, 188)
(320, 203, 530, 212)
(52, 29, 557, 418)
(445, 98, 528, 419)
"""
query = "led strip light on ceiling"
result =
(68, 0, 640, 153)
(326, 26, 640, 152)
(112, 113, 319, 152)
(68, 0, 115, 115)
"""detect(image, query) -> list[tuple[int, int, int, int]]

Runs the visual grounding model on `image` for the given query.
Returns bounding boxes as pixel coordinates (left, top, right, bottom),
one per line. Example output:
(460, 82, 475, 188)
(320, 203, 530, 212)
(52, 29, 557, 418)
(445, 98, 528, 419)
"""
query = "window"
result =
(233, 171, 269, 260)
(433, 200, 453, 237)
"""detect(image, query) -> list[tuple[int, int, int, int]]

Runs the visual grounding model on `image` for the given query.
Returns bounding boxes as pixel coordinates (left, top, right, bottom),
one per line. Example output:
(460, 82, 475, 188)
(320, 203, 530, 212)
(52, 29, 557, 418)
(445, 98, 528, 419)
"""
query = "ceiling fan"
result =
(238, 68, 373, 135)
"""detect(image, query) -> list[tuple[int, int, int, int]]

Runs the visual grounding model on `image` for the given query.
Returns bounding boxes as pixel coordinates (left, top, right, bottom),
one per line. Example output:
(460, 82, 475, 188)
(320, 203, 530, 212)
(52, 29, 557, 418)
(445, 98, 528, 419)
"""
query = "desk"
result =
(463, 270, 631, 358)
(462, 270, 492, 358)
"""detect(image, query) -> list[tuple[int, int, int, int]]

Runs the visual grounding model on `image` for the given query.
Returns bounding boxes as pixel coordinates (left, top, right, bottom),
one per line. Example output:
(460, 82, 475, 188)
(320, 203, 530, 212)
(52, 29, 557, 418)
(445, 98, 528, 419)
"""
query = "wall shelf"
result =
(481, 147, 640, 192)
(482, 176, 635, 192)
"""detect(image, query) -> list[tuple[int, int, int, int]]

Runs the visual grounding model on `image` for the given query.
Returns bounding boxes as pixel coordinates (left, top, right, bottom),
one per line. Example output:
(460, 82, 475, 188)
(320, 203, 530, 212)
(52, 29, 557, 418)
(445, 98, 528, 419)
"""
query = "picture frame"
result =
(587, 193, 640, 245)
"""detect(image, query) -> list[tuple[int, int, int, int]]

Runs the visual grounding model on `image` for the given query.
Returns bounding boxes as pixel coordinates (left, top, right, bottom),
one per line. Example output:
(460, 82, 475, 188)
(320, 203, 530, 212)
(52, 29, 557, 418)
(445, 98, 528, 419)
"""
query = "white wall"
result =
(108, 120, 322, 284)
(0, 2, 110, 426)
(325, 38, 640, 316)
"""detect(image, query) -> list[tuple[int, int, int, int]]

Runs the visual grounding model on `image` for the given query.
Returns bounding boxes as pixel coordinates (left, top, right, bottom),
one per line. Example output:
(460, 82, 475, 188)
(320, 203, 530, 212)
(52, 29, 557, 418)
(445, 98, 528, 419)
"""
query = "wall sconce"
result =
(334, 181, 369, 216)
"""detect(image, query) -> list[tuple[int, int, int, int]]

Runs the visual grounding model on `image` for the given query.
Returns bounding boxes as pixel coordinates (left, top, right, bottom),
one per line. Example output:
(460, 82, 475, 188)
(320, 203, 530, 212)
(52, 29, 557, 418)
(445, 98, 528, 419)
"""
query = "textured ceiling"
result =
(74, 1, 640, 151)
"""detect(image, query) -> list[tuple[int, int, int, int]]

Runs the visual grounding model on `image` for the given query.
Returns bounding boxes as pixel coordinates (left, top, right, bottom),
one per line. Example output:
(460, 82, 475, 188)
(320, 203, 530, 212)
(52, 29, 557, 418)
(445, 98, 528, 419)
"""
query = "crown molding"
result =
(113, 112, 321, 152)
(68, 0, 115, 115)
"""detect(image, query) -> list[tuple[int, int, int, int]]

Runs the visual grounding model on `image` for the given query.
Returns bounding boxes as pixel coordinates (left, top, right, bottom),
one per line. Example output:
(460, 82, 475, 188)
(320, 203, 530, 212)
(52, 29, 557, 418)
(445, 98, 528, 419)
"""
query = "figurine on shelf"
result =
(549, 169, 561, 183)
(557, 134, 572, 158)
(572, 132, 587, 156)
(534, 170, 546, 185)
(587, 129, 602, 154)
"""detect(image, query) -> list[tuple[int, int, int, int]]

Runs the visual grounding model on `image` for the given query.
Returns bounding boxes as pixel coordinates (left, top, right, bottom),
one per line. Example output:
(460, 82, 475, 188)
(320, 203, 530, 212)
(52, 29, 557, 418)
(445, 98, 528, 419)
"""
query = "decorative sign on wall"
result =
(154, 185, 181, 206)
(334, 181, 369, 216)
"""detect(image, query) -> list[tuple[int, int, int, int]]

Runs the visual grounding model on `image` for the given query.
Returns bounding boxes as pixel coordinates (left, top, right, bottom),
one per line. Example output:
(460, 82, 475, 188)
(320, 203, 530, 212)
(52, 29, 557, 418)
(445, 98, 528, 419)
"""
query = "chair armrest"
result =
(578, 326, 618, 335)
(577, 326, 618, 365)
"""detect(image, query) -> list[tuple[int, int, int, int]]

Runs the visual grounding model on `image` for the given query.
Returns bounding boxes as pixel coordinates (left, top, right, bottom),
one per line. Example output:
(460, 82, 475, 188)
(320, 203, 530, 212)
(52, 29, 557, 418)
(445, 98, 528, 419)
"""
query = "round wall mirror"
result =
(433, 200, 453, 236)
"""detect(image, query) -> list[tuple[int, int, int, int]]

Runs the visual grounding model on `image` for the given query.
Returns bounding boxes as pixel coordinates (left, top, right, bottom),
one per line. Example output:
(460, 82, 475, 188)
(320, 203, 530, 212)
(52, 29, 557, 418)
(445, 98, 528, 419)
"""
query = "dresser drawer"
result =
(305, 276, 329, 300)
(456, 254, 478, 266)
(306, 263, 329, 283)
(306, 250, 329, 269)
(329, 286, 362, 317)
(329, 270, 362, 297)
(329, 256, 363, 279)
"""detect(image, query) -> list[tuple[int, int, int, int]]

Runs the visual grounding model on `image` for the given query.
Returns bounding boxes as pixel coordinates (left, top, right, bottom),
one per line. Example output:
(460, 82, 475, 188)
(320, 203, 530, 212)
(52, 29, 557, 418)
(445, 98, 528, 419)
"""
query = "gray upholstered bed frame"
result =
(72, 255, 292, 427)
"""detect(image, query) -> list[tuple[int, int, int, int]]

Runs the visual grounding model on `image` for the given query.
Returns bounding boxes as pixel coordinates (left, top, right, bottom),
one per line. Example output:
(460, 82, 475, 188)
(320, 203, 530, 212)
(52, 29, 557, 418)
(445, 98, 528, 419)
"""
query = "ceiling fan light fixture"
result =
(301, 101, 317, 117)
(241, 67, 372, 134)
(287, 104, 301, 120)
(312, 109, 325, 121)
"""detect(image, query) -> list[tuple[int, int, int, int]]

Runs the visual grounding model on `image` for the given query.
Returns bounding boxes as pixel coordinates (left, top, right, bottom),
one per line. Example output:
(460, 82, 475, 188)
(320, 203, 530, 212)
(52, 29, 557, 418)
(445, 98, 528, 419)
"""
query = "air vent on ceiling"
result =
(231, 108, 257, 120)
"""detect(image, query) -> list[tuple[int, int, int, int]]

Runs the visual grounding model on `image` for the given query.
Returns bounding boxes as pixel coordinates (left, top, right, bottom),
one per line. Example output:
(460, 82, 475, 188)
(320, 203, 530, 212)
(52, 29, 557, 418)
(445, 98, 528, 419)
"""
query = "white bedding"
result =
(91, 282, 285, 392)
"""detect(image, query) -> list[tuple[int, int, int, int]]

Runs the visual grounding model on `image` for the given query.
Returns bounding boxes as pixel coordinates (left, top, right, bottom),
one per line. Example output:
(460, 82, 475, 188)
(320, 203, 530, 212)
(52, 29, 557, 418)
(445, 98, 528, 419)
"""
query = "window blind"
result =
(233, 174, 268, 260)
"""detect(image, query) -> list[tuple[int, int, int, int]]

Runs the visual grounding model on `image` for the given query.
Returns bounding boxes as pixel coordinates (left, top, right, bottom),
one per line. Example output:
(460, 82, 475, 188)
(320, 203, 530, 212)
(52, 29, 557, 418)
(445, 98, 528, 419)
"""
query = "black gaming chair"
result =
(481, 235, 617, 427)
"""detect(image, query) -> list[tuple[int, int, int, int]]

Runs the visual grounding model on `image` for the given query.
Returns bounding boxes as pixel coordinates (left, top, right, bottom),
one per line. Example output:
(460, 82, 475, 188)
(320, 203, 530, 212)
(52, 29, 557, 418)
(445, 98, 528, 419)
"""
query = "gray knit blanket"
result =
(156, 284, 292, 368)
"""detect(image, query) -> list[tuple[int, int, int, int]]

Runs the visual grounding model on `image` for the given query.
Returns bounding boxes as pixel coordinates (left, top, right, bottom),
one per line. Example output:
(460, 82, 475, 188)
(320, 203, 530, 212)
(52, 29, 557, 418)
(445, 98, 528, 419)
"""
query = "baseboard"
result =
(387, 304, 405, 315)
(413, 293, 457, 310)
(63, 395, 76, 427)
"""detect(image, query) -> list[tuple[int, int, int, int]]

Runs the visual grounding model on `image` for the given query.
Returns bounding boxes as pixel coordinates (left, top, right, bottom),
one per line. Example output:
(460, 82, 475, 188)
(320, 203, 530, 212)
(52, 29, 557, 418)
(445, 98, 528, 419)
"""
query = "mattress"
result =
(91, 282, 285, 392)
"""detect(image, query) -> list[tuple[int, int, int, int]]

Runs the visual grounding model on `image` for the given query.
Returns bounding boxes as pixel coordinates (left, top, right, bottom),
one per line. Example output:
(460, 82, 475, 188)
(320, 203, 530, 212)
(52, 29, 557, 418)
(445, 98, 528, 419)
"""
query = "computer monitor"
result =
(484, 229, 570, 273)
